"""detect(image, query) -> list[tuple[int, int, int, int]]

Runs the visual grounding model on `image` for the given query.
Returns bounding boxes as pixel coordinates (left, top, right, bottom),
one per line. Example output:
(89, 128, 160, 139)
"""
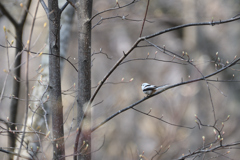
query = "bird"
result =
(141, 83, 168, 96)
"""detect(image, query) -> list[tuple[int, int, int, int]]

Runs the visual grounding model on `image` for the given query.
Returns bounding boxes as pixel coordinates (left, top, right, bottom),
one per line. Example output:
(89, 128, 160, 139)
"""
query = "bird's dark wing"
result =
(143, 85, 156, 91)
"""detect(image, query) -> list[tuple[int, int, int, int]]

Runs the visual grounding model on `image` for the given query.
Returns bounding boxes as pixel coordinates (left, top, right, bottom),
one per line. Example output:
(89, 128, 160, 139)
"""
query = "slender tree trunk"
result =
(8, 27, 23, 158)
(48, 0, 65, 159)
(76, 0, 92, 159)
(0, 1, 32, 159)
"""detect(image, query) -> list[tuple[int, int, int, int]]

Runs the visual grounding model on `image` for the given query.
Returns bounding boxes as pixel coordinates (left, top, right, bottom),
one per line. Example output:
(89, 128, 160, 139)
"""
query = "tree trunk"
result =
(76, 0, 92, 159)
(48, 0, 65, 159)
(8, 26, 23, 158)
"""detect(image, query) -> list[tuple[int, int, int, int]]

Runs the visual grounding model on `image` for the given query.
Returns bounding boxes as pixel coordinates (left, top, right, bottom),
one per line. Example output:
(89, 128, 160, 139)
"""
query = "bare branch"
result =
(89, 0, 138, 22)
(139, 0, 150, 37)
(39, 0, 49, 16)
(120, 57, 187, 66)
(0, 2, 18, 27)
(91, 49, 112, 59)
(132, 108, 194, 129)
(92, 14, 153, 29)
(0, 148, 32, 160)
(0, 44, 78, 72)
(60, 1, 69, 14)
(20, 0, 32, 26)
(144, 16, 240, 40)
(177, 142, 240, 160)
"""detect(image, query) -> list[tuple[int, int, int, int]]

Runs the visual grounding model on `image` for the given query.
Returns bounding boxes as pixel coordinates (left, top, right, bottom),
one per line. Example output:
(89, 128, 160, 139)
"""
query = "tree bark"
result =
(48, 0, 65, 159)
(76, 0, 92, 159)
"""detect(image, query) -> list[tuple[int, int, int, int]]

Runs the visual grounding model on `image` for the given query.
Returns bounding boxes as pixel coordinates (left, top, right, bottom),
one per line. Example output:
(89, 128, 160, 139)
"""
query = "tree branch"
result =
(145, 16, 240, 40)
(139, 0, 150, 37)
(39, 0, 49, 16)
(89, 0, 137, 21)
(59, 1, 69, 14)
(19, 0, 32, 26)
(0, 2, 18, 27)
(0, 148, 31, 160)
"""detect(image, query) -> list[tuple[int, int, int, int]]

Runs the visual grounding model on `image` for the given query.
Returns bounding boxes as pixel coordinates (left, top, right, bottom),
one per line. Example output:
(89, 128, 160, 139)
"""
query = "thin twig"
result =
(132, 108, 194, 129)
(60, 1, 69, 14)
(0, 148, 32, 160)
(139, 0, 150, 37)
(89, 0, 137, 22)
(67, 0, 76, 9)
(0, 44, 78, 72)
(39, 0, 49, 16)
(92, 14, 153, 29)
(120, 57, 187, 65)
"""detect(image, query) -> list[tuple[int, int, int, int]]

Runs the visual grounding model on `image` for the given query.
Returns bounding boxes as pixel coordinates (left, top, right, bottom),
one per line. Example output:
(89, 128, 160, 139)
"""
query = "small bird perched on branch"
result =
(141, 83, 168, 96)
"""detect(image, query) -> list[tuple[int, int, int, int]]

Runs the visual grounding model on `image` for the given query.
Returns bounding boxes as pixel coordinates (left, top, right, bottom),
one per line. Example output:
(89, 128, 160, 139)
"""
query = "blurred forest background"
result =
(1, 0, 240, 159)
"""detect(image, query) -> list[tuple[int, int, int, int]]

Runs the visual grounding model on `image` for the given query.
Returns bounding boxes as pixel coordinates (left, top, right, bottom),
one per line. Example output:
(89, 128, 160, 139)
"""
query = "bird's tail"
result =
(156, 84, 169, 90)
